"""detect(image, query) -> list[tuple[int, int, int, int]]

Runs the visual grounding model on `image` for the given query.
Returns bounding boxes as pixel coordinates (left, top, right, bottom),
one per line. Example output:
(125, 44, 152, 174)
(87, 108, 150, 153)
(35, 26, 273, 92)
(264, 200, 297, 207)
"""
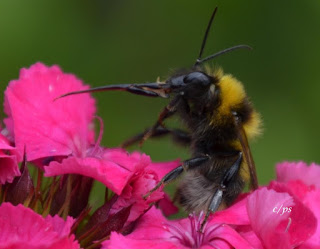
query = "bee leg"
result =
(200, 152, 242, 232)
(143, 155, 210, 199)
(121, 126, 191, 148)
(170, 128, 192, 146)
(139, 98, 180, 146)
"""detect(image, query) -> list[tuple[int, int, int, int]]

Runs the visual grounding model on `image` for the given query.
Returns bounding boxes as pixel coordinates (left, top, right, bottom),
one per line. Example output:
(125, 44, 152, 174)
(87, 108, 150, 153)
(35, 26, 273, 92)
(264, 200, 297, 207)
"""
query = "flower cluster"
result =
(0, 63, 179, 248)
(1, 63, 319, 249)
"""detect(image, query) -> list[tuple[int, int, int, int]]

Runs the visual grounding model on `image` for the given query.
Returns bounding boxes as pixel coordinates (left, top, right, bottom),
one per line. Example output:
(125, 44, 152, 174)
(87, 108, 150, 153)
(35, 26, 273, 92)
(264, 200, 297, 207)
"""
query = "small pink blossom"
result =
(0, 202, 79, 249)
(103, 206, 252, 249)
(4, 62, 96, 161)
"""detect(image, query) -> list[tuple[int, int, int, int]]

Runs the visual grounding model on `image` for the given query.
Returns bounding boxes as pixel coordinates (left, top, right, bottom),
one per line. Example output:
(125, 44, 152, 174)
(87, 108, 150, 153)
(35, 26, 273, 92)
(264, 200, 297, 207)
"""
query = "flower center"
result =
(164, 212, 222, 248)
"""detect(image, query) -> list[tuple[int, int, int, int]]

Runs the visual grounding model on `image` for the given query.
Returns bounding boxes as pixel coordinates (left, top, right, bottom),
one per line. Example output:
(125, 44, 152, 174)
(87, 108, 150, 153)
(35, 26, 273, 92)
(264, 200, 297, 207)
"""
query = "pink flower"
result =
(46, 147, 180, 222)
(103, 206, 252, 249)
(4, 62, 96, 161)
(3, 63, 129, 193)
(246, 187, 316, 248)
(0, 202, 79, 249)
(0, 132, 20, 184)
(108, 153, 180, 223)
(214, 162, 320, 249)
(2, 62, 180, 236)
(275, 162, 320, 248)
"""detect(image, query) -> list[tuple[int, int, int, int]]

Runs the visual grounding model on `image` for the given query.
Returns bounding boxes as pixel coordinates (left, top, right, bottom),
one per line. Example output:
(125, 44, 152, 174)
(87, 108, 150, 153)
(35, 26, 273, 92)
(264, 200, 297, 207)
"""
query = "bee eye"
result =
(183, 72, 211, 86)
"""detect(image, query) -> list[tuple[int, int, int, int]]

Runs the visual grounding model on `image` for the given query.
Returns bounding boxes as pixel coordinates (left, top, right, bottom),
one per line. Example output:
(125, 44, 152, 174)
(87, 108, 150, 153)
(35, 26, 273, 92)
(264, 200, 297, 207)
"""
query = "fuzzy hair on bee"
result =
(58, 7, 262, 231)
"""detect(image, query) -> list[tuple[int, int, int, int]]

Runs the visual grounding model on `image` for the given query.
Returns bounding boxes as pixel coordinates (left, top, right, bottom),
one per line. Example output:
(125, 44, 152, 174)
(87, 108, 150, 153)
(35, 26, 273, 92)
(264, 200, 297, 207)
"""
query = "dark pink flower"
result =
(0, 202, 79, 249)
(0, 132, 20, 184)
(109, 156, 180, 223)
(275, 162, 320, 248)
(4, 62, 96, 161)
(247, 187, 316, 248)
(103, 206, 252, 249)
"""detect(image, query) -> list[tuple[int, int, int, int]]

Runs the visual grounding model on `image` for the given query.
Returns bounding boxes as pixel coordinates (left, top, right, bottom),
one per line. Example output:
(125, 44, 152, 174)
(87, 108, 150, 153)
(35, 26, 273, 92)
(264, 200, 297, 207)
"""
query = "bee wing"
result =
(236, 123, 259, 190)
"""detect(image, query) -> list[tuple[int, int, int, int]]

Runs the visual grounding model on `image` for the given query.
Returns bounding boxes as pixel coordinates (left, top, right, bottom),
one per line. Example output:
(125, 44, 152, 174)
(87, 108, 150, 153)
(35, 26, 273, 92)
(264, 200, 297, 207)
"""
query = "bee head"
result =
(167, 71, 218, 100)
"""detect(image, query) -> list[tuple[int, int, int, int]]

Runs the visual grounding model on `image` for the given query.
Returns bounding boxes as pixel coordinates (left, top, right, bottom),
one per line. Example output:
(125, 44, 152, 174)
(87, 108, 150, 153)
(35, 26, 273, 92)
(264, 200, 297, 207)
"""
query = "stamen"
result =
(285, 217, 292, 233)
(87, 116, 104, 157)
(164, 212, 220, 248)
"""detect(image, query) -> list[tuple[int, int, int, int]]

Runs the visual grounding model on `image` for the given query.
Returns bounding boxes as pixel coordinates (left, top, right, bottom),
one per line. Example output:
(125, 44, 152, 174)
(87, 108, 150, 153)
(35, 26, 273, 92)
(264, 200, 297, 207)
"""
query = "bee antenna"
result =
(197, 44, 253, 65)
(195, 7, 218, 66)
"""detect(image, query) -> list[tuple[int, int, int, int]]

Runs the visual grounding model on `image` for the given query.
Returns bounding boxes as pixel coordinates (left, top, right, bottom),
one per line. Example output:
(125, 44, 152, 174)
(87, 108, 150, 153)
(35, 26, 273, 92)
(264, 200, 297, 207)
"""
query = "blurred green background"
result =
(0, 0, 319, 189)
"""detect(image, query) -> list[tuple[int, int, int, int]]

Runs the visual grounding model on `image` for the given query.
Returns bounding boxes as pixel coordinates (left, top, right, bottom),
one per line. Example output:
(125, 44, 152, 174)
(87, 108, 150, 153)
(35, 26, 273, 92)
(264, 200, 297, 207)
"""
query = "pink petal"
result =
(45, 215, 75, 238)
(237, 226, 264, 249)
(110, 166, 164, 223)
(269, 179, 314, 201)
(148, 159, 181, 180)
(122, 207, 252, 249)
(0, 133, 20, 184)
(102, 148, 151, 173)
(107, 154, 180, 223)
(0, 202, 79, 249)
(0, 133, 15, 150)
(276, 161, 320, 188)
(102, 232, 181, 249)
(211, 194, 250, 225)
(44, 156, 133, 195)
(203, 224, 254, 249)
(299, 189, 320, 247)
(4, 62, 96, 161)
(158, 193, 179, 216)
(125, 207, 172, 240)
(0, 152, 20, 184)
(247, 188, 293, 249)
(247, 187, 317, 249)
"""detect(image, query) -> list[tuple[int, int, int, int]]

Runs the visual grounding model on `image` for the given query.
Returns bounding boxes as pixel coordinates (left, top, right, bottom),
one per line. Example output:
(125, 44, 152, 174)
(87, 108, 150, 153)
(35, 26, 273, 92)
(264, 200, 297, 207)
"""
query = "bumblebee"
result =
(59, 8, 262, 230)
